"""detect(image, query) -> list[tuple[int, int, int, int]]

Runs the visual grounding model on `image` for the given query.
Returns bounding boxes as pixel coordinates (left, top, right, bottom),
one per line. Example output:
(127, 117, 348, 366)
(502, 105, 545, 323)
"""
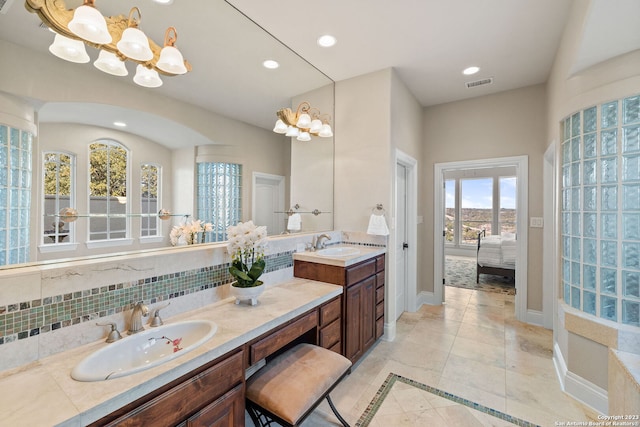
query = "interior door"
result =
(395, 163, 407, 320)
(253, 174, 285, 235)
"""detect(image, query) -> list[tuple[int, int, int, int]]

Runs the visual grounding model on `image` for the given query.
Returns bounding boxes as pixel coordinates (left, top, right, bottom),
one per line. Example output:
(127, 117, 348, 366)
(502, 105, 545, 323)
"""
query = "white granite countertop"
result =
(293, 245, 386, 267)
(0, 279, 342, 427)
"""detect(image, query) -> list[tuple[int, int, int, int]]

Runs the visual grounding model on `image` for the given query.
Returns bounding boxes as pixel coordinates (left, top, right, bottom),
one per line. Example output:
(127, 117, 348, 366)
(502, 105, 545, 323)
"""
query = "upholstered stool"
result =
(246, 343, 352, 427)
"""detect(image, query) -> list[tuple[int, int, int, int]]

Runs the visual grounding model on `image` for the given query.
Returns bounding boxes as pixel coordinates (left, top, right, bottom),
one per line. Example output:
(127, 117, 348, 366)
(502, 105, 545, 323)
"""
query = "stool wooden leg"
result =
(326, 395, 350, 427)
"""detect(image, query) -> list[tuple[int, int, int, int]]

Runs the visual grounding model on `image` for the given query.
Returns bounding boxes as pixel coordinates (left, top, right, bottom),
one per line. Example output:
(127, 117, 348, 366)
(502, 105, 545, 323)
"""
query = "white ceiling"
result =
(1, 0, 639, 146)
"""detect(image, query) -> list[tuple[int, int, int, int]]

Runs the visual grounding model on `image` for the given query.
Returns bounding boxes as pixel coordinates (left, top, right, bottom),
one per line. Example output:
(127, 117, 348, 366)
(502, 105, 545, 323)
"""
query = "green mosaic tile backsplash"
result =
(0, 251, 294, 345)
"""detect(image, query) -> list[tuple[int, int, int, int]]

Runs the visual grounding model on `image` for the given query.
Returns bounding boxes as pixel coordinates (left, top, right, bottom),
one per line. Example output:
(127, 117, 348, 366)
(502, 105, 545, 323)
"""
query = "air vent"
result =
(466, 77, 493, 89)
(0, 0, 15, 14)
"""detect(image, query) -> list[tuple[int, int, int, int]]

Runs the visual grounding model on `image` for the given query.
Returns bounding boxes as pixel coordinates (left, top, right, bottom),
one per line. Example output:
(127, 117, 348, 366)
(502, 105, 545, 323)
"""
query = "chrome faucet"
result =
(313, 233, 332, 250)
(128, 301, 149, 335)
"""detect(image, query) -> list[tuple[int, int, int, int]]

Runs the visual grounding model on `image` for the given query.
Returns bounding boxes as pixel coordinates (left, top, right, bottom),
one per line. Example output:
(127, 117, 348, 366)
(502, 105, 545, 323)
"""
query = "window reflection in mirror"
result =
(43, 151, 74, 245)
(0, 124, 32, 266)
(89, 140, 128, 241)
(197, 162, 242, 242)
(140, 163, 160, 238)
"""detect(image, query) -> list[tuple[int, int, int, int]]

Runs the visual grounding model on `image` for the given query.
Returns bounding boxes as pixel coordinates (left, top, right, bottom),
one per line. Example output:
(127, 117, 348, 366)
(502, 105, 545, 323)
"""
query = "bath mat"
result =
(446, 255, 515, 295)
(355, 373, 540, 427)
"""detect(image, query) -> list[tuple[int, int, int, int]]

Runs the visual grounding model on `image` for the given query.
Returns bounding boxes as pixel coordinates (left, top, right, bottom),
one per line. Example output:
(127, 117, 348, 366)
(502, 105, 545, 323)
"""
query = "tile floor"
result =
(292, 286, 597, 427)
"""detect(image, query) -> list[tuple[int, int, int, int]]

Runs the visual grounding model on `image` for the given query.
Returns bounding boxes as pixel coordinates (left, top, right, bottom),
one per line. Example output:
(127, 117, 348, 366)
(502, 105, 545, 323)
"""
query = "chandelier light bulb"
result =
(48, 34, 90, 63)
(157, 46, 187, 74)
(273, 119, 288, 134)
(117, 27, 153, 61)
(94, 50, 128, 76)
(133, 65, 163, 88)
(296, 113, 312, 128)
(68, 2, 112, 44)
(285, 126, 300, 137)
(309, 119, 323, 134)
(297, 132, 311, 142)
(318, 124, 333, 138)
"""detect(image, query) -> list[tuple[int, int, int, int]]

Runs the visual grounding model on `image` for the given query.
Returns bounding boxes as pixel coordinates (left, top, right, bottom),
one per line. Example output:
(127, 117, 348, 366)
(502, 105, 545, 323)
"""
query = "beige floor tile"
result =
(450, 335, 506, 368)
(289, 287, 593, 427)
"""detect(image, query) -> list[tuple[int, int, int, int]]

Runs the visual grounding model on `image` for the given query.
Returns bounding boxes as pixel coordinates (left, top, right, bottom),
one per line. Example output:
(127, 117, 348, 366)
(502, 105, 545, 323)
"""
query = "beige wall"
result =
(422, 84, 547, 309)
(334, 69, 392, 231)
(290, 84, 335, 232)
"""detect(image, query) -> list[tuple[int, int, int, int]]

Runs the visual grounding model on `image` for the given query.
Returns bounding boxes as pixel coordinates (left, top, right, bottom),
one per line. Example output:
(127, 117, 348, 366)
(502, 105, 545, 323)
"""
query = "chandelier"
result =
(273, 101, 333, 141)
(25, 0, 192, 88)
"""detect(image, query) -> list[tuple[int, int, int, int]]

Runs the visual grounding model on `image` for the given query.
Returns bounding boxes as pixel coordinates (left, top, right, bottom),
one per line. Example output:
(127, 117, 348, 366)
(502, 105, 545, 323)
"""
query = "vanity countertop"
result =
(0, 278, 342, 427)
(292, 245, 386, 267)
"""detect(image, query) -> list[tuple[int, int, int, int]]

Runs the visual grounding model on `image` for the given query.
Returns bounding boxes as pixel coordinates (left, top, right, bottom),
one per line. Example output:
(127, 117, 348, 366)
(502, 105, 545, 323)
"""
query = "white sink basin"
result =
(316, 247, 360, 257)
(71, 320, 217, 382)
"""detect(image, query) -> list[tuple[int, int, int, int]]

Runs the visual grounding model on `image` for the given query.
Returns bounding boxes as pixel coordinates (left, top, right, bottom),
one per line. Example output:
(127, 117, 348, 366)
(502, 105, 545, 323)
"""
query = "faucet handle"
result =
(150, 302, 170, 327)
(96, 322, 122, 343)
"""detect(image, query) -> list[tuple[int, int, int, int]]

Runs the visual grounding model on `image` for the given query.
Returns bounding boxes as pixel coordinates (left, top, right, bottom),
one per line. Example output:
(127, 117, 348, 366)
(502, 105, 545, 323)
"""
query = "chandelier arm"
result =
(126, 7, 142, 28)
(164, 26, 178, 47)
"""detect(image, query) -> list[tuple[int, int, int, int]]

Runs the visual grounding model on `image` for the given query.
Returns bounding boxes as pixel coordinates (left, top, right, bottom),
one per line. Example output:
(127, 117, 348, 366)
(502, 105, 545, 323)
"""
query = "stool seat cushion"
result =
(246, 343, 352, 425)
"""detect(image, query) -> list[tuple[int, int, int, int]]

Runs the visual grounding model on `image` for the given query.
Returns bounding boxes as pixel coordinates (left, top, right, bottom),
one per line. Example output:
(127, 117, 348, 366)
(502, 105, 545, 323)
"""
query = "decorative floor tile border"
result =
(355, 372, 540, 427)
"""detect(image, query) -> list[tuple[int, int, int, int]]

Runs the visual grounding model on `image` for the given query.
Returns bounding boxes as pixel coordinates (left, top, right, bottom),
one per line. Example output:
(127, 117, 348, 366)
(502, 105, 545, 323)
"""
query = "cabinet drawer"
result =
(320, 297, 341, 326)
(320, 318, 341, 349)
(103, 351, 243, 426)
(376, 286, 384, 304)
(376, 301, 384, 320)
(328, 341, 342, 354)
(376, 255, 385, 272)
(376, 271, 385, 287)
(346, 259, 376, 286)
(250, 311, 318, 364)
(376, 317, 384, 339)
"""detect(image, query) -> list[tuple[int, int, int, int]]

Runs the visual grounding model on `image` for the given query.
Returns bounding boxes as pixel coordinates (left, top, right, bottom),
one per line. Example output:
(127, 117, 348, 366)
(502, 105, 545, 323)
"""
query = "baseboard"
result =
(382, 320, 396, 342)
(553, 342, 608, 415)
(417, 291, 438, 307)
(526, 309, 544, 326)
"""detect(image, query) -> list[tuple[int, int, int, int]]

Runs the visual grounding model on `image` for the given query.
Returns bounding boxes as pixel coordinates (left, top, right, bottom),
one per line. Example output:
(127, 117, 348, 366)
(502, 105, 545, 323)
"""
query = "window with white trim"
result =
(140, 163, 160, 237)
(88, 140, 128, 241)
(42, 151, 75, 245)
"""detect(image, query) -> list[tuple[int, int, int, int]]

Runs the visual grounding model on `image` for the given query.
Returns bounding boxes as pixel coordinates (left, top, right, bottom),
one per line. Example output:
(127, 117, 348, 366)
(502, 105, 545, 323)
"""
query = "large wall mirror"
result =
(0, 0, 334, 268)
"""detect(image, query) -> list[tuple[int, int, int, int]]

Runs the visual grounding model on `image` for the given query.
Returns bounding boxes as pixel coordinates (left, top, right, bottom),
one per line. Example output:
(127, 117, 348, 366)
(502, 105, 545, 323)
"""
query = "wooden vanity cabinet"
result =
(294, 254, 385, 364)
(319, 296, 342, 353)
(90, 350, 245, 427)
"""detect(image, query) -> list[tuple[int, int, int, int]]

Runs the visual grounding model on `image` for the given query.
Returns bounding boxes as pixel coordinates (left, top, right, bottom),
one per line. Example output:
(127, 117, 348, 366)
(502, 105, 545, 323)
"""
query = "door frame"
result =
(433, 155, 529, 322)
(251, 172, 285, 233)
(390, 149, 418, 326)
(543, 142, 556, 330)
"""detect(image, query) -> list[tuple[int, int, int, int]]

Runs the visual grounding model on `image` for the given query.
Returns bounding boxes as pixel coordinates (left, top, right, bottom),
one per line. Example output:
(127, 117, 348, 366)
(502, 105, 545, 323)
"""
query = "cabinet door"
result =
(361, 277, 376, 351)
(344, 282, 363, 362)
(183, 384, 245, 427)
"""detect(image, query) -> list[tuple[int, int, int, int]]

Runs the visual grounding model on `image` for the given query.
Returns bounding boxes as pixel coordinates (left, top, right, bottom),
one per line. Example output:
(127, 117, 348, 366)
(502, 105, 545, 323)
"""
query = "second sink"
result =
(316, 247, 360, 257)
(71, 320, 217, 382)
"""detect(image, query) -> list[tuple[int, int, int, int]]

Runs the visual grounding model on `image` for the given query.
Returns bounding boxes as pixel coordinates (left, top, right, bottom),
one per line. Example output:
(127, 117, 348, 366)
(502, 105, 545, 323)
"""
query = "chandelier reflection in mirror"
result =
(25, 0, 192, 88)
(273, 101, 333, 141)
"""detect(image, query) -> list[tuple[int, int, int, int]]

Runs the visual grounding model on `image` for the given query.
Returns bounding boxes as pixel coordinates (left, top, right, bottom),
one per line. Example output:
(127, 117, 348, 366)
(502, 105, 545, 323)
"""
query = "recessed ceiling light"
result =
(113, 121, 127, 127)
(263, 59, 279, 69)
(463, 66, 480, 75)
(152, 0, 174, 4)
(317, 35, 337, 48)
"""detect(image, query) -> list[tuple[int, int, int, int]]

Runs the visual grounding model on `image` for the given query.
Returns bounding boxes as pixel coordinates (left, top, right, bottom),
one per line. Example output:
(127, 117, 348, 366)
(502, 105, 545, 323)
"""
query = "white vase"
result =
(230, 282, 265, 306)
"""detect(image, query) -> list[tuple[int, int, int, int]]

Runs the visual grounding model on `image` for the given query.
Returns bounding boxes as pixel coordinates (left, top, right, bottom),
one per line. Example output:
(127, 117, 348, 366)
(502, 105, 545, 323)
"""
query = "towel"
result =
(367, 213, 389, 236)
(287, 213, 301, 231)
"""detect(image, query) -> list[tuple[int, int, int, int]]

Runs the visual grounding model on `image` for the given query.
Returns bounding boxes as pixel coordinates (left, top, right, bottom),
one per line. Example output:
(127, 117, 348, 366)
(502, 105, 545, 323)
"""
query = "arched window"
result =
(42, 151, 75, 245)
(89, 140, 128, 241)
